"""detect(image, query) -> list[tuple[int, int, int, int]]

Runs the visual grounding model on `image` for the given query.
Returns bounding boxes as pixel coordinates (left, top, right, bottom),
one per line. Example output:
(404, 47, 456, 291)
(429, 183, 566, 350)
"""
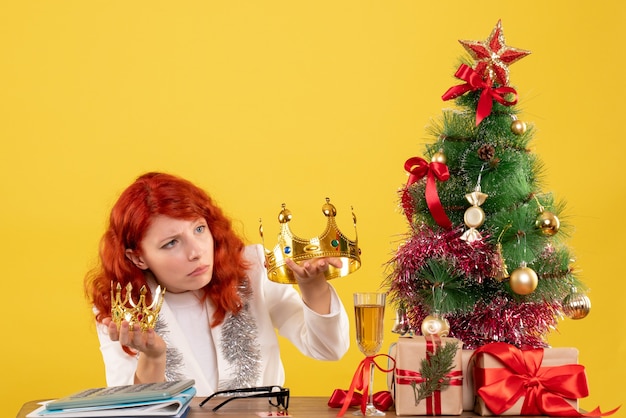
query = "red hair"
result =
(84, 172, 248, 329)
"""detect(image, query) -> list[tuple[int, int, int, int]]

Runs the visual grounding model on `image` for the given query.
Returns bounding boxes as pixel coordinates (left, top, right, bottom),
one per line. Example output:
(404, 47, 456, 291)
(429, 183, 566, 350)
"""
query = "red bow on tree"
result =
(403, 156, 452, 230)
(473, 342, 620, 417)
(442, 64, 518, 126)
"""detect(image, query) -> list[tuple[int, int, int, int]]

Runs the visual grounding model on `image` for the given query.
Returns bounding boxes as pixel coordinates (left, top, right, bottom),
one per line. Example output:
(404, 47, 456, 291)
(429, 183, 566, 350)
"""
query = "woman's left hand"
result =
(285, 257, 343, 314)
(285, 257, 342, 283)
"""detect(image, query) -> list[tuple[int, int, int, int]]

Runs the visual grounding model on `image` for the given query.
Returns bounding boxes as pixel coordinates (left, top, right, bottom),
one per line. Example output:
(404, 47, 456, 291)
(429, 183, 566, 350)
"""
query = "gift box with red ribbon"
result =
(471, 342, 614, 417)
(461, 349, 475, 411)
(390, 335, 464, 416)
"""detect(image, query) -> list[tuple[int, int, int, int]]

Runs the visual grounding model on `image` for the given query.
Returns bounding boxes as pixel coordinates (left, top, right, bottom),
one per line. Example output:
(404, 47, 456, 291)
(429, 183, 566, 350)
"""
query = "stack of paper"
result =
(27, 380, 196, 418)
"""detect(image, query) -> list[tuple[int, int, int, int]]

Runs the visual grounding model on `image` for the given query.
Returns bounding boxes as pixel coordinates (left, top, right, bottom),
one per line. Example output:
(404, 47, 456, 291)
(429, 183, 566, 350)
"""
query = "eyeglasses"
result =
(199, 385, 290, 412)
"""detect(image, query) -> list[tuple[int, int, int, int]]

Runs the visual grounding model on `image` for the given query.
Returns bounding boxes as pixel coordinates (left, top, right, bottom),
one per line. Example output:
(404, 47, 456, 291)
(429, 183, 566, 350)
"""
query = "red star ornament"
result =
(459, 20, 530, 86)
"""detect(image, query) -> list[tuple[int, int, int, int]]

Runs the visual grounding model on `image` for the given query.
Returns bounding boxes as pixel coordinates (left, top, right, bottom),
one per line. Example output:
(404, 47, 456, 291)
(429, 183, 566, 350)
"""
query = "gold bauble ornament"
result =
(509, 263, 538, 295)
(421, 314, 450, 337)
(431, 150, 447, 164)
(535, 211, 560, 236)
(510, 119, 527, 135)
(563, 290, 591, 320)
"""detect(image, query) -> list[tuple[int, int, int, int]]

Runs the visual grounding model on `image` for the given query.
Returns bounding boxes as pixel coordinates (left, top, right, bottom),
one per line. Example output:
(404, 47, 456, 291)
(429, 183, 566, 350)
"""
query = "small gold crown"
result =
(111, 282, 166, 331)
(259, 198, 361, 284)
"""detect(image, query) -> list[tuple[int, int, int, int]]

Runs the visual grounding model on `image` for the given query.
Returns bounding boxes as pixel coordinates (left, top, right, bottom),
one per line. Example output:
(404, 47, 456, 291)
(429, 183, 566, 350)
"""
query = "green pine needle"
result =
(410, 340, 459, 406)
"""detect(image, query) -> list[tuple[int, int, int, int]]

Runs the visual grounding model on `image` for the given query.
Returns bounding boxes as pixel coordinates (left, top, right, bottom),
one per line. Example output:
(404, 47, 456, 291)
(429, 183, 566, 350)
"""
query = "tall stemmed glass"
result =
(353, 292, 386, 416)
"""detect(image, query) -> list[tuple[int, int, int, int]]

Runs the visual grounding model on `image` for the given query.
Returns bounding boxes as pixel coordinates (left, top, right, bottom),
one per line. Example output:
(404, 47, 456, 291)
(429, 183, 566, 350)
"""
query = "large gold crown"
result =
(259, 198, 361, 284)
(111, 282, 165, 331)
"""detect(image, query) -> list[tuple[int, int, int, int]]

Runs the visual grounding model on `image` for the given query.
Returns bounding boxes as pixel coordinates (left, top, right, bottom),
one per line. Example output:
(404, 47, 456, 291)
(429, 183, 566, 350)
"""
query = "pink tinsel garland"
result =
(388, 224, 560, 349)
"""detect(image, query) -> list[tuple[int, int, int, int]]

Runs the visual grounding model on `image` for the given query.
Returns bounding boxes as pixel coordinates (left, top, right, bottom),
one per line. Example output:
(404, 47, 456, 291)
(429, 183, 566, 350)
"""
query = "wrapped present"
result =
(461, 349, 475, 411)
(472, 342, 620, 417)
(391, 335, 463, 416)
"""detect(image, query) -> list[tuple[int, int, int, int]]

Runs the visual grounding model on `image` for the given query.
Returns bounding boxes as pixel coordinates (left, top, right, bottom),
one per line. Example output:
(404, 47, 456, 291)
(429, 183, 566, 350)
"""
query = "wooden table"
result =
(17, 396, 492, 417)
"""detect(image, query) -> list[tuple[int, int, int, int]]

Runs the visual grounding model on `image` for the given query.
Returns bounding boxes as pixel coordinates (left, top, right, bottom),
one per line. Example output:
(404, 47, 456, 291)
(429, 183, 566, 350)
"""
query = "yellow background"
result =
(2, 1, 624, 416)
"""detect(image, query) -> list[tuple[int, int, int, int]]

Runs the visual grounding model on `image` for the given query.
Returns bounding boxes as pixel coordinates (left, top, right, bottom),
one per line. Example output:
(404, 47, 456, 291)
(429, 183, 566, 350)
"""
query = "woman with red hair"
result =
(84, 172, 349, 396)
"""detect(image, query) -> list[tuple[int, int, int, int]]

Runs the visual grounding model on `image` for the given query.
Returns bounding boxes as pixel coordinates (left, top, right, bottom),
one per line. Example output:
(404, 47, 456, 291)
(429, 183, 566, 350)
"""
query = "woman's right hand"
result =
(103, 317, 166, 357)
(102, 317, 167, 383)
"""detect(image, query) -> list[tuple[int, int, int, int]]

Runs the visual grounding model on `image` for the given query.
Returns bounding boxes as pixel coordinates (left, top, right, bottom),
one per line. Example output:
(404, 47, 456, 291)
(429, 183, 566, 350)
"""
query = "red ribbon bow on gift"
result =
(442, 64, 518, 126)
(328, 389, 394, 412)
(403, 156, 452, 230)
(331, 354, 395, 417)
(473, 342, 620, 417)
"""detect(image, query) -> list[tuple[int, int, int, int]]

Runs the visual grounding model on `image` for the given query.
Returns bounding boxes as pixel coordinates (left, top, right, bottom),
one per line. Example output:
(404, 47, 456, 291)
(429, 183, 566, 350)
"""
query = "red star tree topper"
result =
(459, 19, 531, 85)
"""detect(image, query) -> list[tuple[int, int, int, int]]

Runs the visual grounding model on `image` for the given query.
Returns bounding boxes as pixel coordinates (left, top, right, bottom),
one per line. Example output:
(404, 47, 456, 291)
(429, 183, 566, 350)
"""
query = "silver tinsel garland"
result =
(219, 281, 262, 390)
(154, 281, 262, 388)
(154, 316, 186, 382)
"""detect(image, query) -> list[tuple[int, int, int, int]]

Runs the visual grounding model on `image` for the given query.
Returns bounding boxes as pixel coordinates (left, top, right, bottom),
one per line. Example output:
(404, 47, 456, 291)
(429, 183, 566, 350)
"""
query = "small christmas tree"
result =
(387, 20, 591, 350)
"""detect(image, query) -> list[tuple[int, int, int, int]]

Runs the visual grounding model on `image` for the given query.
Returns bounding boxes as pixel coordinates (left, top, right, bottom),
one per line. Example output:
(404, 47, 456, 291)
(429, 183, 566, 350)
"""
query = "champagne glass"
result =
(353, 292, 386, 416)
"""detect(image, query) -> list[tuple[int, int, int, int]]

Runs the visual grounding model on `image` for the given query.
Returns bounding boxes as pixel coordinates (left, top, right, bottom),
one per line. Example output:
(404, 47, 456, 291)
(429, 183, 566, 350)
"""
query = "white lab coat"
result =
(95, 244, 350, 396)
